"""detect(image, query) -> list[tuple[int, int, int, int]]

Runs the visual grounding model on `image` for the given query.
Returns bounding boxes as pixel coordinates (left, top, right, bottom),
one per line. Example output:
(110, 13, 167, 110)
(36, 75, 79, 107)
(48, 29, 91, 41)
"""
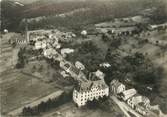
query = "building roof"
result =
(75, 61, 85, 70)
(43, 48, 57, 57)
(110, 80, 125, 89)
(61, 48, 74, 55)
(69, 65, 80, 75)
(100, 62, 111, 68)
(122, 88, 137, 96)
(94, 70, 105, 80)
(75, 80, 108, 92)
(81, 30, 87, 35)
(95, 20, 137, 28)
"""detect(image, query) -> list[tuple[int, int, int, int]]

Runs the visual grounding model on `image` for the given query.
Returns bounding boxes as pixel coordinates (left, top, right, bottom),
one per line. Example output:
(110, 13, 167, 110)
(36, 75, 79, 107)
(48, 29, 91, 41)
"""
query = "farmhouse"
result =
(127, 94, 150, 116)
(94, 70, 105, 80)
(43, 48, 57, 59)
(110, 80, 126, 95)
(119, 88, 137, 101)
(60, 60, 84, 79)
(61, 48, 74, 57)
(75, 61, 85, 70)
(73, 79, 109, 107)
(127, 94, 150, 109)
(34, 41, 47, 50)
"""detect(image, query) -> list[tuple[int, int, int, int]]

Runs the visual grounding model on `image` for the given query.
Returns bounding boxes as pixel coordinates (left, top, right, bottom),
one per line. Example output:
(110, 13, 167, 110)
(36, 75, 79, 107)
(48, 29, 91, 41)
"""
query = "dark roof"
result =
(64, 63, 71, 69)
(69, 65, 80, 75)
(75, 80, 108, 92)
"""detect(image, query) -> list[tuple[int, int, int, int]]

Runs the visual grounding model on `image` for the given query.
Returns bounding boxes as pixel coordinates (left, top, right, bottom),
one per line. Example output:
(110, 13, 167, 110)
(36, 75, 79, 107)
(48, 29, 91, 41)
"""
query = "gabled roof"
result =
(75, 80, 108, 92)
(69, 65, 80, 75)
(110, 80, 125, 89)
(122, 88, 137, 96)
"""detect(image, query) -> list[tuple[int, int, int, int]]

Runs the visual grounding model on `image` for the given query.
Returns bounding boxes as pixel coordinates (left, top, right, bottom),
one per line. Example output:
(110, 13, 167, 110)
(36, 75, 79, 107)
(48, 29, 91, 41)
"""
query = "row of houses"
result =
(96, 26, 139, 36)
(110, 80, 151, 116)
(29, 29, 110, 108)
(148, 23, 167, 31)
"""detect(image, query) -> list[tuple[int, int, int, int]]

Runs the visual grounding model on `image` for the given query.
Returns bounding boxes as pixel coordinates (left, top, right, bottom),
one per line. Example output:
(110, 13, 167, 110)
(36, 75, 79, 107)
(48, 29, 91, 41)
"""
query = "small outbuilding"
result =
(81, 30, 87, 37)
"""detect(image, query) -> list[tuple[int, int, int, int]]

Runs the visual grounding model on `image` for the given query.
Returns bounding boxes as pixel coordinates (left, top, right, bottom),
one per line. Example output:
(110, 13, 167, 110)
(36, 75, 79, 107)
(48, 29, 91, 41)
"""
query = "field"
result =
(0, 33, 19, 73)
(64, 20, 167, 113)
(22, 58, 75, 88)
(0, 71, 60, 115)
(120, 30, 167, 113)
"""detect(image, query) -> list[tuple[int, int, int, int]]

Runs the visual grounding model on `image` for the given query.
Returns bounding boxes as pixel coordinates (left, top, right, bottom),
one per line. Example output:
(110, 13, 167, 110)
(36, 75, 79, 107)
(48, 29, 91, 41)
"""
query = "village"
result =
(0, 12, 166, 117)
(1, 0, 167, 116)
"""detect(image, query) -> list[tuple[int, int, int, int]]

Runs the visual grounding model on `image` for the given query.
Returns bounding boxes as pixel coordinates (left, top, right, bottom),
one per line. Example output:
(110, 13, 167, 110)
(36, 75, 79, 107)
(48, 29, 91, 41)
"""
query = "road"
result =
(110, 96, 143, 117)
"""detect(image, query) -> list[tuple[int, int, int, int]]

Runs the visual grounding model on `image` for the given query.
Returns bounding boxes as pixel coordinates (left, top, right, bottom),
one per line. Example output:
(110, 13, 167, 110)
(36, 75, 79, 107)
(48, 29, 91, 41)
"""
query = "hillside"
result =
(1, 0, 167, 32)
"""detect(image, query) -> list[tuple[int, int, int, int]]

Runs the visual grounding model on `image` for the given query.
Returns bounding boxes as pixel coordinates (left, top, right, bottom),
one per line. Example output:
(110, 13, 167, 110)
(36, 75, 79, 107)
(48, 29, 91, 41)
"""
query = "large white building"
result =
(73, 80, 109, 107)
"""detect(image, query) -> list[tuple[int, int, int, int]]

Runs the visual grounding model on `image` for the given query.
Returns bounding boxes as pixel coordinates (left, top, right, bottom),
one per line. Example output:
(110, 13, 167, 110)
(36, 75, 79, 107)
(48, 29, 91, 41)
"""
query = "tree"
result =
(86, 98, 99, 109)
(38, 65, 43, 72)
(79, 41, 99, 54)
(16, 48, 26, 69)
(32, 65, 36, 73)
(11, 42, 16, 48)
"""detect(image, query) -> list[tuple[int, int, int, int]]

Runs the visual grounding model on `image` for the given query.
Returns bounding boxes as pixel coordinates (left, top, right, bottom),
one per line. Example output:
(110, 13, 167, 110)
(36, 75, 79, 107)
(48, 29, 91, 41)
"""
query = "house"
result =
(135, 104, 149, 116)
(110, 80, 126, 95)
(11, 34, 28, 45)
(111, 27, 138, 36)
(94, 70, 105, 80)
(60, 71, 70, 78)
(127, 94, 150, 109)
(15, 39, 27, 44)
(59, 60, 83, 79)
(127, 94, 142, 109)
(61, 48, 74, 57)
(81, 30, 87, 37)
(75, 61, 85, 70)
(53, 53, 63, 61)
(148, 23, 167, 31)
(60, 60, 71, 71)
(34, 41, 47, 50)
(43, 48, 57, 59)
(4, 29, 8, 33)
(99, 62, 111, 68)
(119, 88, 137, 101)
(73, 79, 109, 107)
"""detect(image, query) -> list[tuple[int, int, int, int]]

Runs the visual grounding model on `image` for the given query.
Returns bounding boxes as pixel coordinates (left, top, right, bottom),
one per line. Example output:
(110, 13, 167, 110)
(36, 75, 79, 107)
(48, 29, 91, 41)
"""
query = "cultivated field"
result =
(0, 71, 60, 115)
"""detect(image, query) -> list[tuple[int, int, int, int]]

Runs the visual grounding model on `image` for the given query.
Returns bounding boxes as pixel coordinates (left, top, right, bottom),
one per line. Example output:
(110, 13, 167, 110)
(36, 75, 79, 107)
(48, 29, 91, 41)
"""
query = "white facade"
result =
(75, 61, 85, 70)
(127, 95, 142, 109)
(35, 41, 47, 50)
(81, 30, 87, 36)
(73, 81, 109, 107)
(135, 106, 148, 116)
(127, 95, 150, 110)
(43, 48, 57, 59)
(94, 70, 105, 80)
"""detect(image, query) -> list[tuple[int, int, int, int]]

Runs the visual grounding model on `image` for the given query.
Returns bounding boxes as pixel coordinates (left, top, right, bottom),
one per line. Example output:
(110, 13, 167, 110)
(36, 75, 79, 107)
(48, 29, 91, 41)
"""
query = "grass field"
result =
(0, 33, 19, 72)
(0, 71, 59, 115)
